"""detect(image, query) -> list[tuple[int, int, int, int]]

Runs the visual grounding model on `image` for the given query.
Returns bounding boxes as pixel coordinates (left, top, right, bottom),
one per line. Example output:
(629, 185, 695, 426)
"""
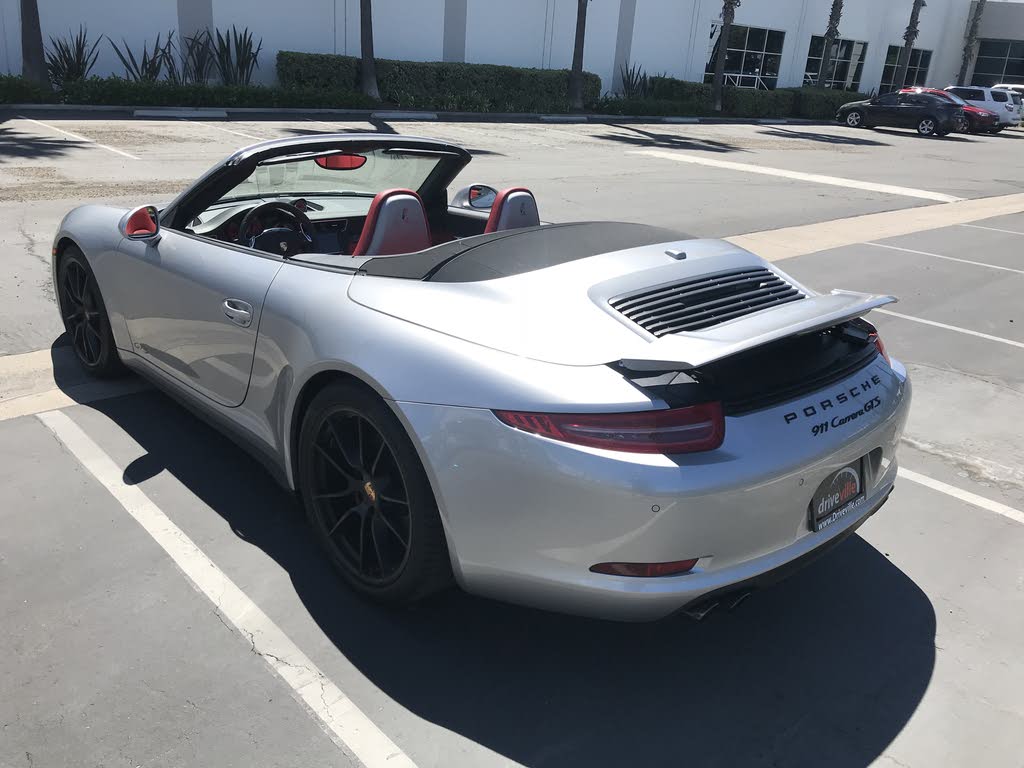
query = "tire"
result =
(916, 117, 938, 136)
(57, 246, 125, 377)
(991, 126, 1004, 133)
(955, 115, 970, 133)
(845, 109, 865, 128)
(298, 380, 452, 603)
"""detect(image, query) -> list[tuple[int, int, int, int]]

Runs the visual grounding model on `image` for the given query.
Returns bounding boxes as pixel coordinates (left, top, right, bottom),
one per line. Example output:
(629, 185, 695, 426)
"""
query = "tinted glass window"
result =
(875, 93, 899, 105)
(803, 35, 868, 90)
(992, 90, 1009, 102)
(972, 38, 1024, 87)
(880, 45, 932, 92)
(952, 87, 985, 100)
(704, 23, 786, 90)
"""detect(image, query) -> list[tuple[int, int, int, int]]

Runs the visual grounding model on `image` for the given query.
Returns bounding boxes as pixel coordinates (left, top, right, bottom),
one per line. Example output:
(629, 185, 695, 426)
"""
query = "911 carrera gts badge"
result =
(783, 373, 883, 425)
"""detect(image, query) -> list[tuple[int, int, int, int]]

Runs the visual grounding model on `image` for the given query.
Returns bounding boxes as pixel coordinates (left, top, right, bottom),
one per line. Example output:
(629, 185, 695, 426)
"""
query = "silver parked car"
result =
(52, 134, 911, 621)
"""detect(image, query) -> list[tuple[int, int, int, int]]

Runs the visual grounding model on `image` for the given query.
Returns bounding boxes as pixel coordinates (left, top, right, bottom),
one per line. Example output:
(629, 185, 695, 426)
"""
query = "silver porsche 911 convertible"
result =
(51, 133, 910, 621)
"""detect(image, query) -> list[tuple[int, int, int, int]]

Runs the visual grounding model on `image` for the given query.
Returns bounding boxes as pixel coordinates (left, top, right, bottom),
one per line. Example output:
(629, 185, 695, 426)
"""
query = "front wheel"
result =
(298, 381, 452, 603)
(845, 109, 865, 128)
(916, 117, 938, 136)
(955, 115, 970, 133)
(57, 247, 124, 377)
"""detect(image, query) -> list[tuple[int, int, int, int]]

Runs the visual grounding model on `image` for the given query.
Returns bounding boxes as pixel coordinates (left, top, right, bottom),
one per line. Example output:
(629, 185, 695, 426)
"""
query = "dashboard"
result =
(187, 196, 374, 254)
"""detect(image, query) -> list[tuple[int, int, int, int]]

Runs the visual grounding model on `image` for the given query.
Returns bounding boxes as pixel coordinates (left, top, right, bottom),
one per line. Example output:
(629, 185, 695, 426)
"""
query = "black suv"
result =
(836, 91, 962, 136)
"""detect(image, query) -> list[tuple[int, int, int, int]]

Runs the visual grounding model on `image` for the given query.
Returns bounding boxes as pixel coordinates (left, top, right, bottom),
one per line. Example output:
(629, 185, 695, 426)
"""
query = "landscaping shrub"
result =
(722, 87, 796, 118)
(785, 87, 868, 119)
(277, 51, 601, 112)
(0, 74, 55, 103)
(0, 75, 373, 109)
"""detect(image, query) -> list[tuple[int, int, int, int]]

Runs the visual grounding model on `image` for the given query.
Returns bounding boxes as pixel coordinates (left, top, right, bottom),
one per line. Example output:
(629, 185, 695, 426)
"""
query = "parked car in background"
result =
(899, 87, 999, 133)
(945, 86, 1022, 131)
(993, 83, 1024, 99)
(837, 91, 962, 137)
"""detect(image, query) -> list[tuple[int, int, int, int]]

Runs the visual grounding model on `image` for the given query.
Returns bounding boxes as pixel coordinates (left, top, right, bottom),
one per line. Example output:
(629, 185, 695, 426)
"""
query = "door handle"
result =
(223, 299, 253, 327)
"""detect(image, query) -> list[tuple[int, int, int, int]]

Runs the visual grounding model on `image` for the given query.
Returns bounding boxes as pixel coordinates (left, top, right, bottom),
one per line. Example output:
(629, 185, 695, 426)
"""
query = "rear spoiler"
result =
(618, 290, 896, 371)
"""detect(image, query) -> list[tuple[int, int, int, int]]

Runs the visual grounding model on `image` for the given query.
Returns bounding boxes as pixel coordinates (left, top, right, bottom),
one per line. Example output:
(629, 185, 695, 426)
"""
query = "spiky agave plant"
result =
(213, 26, 263, 86)
(182, 30, 215, 84)
(108, 33, 168, 82)
(45, 25, 101, 88)
(619, 62, 649, 99)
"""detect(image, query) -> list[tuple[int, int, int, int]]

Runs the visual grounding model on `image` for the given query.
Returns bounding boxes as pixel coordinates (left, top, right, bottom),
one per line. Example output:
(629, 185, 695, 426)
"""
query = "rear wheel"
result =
(298, 381, 451, 603)
(916, 117, 938, 136)
(845, 109, 865, 128)
(57, 247, 124, 377)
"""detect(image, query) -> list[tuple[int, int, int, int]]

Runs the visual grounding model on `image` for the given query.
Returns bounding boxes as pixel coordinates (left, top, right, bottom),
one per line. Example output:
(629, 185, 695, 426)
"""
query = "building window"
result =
(804, 36, 868, 91)
(704, 24, 786, 90)
(971, 39, 1024, 86)
(879, 45, 932, 93)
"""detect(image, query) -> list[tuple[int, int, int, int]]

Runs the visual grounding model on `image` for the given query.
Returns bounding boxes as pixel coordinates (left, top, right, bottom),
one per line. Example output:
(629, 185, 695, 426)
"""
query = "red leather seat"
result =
(484, 187, 540, 234)
(352, 188, 432, 256)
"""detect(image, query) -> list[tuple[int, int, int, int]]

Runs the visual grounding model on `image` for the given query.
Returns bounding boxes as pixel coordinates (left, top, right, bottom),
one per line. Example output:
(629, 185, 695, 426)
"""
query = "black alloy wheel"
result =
(58, 248, 123, 376)
(310, 408, 412, 584)
(299, 381, 451, 602)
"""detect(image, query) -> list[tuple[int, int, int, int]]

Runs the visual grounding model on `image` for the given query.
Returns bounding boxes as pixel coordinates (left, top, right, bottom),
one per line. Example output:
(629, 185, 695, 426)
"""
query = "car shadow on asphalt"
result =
(67, 377, 936, 768)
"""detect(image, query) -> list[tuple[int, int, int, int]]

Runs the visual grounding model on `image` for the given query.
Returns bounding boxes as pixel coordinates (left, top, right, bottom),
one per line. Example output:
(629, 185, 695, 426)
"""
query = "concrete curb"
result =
(1, 102, 834, 127)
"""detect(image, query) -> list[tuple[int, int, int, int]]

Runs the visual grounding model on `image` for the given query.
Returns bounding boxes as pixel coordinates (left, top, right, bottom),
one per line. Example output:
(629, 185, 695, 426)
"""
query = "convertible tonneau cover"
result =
(362, 222, 693, 281)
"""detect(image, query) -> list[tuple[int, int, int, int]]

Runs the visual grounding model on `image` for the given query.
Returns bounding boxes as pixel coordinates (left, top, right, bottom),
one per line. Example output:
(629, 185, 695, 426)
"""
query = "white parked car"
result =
(946, 86, 1022, 130)
(993, 83, 1024, 98)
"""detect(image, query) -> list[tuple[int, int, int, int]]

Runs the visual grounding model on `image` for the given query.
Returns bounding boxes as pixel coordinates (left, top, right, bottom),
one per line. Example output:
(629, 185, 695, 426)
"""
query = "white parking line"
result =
(19, 116, 140, 160)
(874, 308, 1024, 349)
(185, 119, 265, 142)
(865, 241, 1024, 275)
(898, 467, 1024, 526)
(631, 149, 964, 203)
(35, 409, 417, 768)
(958, 223, 1024, 235)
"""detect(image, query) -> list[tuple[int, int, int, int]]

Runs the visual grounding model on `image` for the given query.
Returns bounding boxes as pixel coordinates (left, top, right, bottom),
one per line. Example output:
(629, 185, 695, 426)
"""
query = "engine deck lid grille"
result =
(610, 267, 805, 336)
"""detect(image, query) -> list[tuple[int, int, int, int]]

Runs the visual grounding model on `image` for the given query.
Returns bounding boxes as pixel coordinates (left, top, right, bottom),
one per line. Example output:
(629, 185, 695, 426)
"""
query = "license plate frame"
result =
(808, 457, 866, 532)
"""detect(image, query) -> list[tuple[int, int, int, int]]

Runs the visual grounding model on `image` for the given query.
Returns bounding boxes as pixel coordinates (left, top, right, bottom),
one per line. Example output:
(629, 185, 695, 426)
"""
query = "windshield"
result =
(216, 148, 443, 204)
(942, 91, 967, 106)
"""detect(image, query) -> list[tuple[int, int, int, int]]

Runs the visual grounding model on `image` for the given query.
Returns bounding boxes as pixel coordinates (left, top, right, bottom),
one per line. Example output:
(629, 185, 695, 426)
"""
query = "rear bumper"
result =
(396, 357, 910, 622)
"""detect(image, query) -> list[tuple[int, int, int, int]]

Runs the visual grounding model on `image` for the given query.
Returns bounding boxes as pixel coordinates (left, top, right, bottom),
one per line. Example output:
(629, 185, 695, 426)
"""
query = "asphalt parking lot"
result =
(1, 112, 1023, 768)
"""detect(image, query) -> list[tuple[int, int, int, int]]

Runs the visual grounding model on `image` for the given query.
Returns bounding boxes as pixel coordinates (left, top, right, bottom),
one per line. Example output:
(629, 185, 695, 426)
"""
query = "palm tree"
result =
(893, 0, 926, 91)
(712, 0, 741, 112)
(359, 0, 380, 101)
(568, 0, 590, 112)
(20, 0, 47, 85)
(957, 0, 987, 86)
(815, 0, 844, 88)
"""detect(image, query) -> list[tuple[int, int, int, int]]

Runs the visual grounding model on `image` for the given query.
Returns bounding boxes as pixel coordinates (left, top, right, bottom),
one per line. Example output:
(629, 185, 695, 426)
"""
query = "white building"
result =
(3, 0, 1024, 95)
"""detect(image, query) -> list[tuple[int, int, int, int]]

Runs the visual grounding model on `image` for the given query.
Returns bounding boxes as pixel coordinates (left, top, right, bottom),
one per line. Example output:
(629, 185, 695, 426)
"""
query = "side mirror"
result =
(119, 205, 160, 241)
(451, 184, 498, 210)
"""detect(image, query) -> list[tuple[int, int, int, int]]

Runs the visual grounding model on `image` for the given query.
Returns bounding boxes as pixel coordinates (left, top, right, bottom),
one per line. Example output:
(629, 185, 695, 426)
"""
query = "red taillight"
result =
(869, 332, 890, 366)
(590, 559, 700, 577)
(493, 403, 724, 454)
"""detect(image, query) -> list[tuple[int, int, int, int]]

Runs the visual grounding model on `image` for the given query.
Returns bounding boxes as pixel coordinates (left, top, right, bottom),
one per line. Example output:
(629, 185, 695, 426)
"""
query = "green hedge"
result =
(784, 87, 867, 119)
(0, 75, 375, 109)
(278, 51, 601, 112)
(595, 74, 865, 120)
(0, 74, 55, 103)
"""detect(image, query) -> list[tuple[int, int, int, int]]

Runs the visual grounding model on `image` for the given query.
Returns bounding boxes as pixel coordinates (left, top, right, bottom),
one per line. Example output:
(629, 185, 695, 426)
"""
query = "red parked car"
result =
(899, 88, 999, 133)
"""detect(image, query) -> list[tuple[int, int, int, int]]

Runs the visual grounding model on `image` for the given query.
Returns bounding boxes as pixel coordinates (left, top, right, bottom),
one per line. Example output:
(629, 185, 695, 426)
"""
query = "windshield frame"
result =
(162, 135, 472, 233)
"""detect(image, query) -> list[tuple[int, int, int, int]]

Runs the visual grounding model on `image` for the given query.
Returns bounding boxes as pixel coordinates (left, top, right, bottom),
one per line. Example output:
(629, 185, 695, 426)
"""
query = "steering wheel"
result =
(238, 200, 313, 257)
